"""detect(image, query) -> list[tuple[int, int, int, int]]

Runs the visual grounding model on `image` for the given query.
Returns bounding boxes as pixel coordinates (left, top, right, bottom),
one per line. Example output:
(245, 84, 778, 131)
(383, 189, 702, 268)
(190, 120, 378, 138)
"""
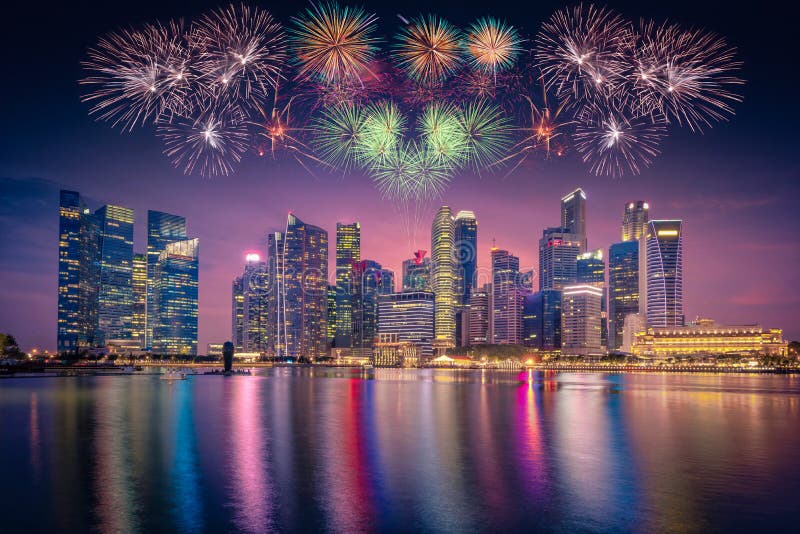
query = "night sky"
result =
(1, 0, 798, 352)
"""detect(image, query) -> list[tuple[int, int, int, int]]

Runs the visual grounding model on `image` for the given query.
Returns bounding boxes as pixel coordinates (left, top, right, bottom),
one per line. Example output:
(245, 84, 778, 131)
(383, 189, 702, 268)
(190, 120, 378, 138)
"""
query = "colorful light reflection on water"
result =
(1, 370, 799, 532)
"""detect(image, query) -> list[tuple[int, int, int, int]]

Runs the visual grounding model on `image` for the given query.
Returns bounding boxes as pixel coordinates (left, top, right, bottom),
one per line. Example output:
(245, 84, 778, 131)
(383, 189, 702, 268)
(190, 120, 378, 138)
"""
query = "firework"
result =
(573, 100, 666, 177)
(369, 142, 419, 200)
(457, 99, 512, 169)
(290, 1, 380, 85)
(412, 143, 454, 200)
(81, 21, 194, 131)
(465, 17, 522, 80)
(358, 100, 406, 164)
(158, 104, 250, 176)
(192, 3, 287, 106)
(394, 15, 463, 86)
(370, 141, 452, 201)
(313, 103, 367, 170)
(420, 102, 467, 164)
(628, 21, 743, 131)
(535, 4, 631, 101)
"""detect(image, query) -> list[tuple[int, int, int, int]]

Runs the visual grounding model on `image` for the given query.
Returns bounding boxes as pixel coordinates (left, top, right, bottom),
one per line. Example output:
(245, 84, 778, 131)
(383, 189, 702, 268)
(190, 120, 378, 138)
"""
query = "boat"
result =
(160, 371, 186, 381)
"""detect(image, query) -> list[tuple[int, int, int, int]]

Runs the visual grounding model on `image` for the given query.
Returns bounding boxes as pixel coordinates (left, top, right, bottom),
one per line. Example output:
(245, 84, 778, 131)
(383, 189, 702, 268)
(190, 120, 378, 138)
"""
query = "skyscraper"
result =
(561, 188, 587, 251)
(431, 206, 456, 350)
(454, 210, 477, 306)
(540, 289, 562, 350)
(640, 220, 684, 328)
(402, 252, 432, 291)
(152, 238, 199, 356)
(561, 284, 604, 356)
(232, 254, 269, 353)
(577, 249, 607, 348)
(538, 227, 582, 290)
(467, 286, 490, 345)
(267, 231, 286, 358)
(335, 222, 360, 348)
(146, 211, 186, 348)
(377, 291, 435, 360)
(354, 260, 394, 350)
(608, 240, 640, 350)
(622, 201, 649, 242)
(491, 248, 523, 344)
(268, 213, 328, 360)
(94, 204, 134, 346)
(327, 285, 337, 346)
(522, 292, 542, 347)
(57, 190, 99, 353)
(232, 276, 244, 349)
(131, 253, 147, 349)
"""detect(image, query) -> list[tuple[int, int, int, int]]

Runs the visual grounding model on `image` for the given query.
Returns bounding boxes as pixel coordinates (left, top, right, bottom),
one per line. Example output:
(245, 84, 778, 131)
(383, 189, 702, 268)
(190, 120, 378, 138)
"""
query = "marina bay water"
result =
(2, 369, 799, 532)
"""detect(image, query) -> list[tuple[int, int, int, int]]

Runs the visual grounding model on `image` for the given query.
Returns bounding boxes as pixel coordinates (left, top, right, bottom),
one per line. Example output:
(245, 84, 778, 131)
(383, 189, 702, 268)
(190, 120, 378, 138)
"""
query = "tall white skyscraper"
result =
(640, 220, 684, 328)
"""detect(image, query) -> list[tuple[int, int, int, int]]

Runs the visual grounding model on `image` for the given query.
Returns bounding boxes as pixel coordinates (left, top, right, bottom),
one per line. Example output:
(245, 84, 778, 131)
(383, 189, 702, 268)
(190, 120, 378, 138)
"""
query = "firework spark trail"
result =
(465, 17, 523, 82)
(192, 3, 287, 107)
(394, 15, 464, 86)
(81, 21, 195, 131)
(289, 1, 380, 85)
(158, 104, 251, 176)
(573, 99, 667, 177)
(457, 99, 513, 170)
(535, 4, 632, 102)
(313, 103, 368, 170)
(626, 21, 744, 131)
(420, 101, 468, 165)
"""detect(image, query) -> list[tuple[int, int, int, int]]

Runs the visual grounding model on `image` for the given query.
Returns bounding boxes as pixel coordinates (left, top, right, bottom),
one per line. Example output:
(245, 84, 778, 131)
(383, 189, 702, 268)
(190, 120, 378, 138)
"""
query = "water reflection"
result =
(169, 381, 203, 532)
(228, 376, 273, 532)
(2, 370, 799, 532)
(28, 392, 40, 481)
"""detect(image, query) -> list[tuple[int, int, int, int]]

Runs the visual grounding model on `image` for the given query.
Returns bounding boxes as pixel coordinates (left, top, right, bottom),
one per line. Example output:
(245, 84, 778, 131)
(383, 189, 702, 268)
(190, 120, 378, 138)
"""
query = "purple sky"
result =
(1, 122, 799, 352)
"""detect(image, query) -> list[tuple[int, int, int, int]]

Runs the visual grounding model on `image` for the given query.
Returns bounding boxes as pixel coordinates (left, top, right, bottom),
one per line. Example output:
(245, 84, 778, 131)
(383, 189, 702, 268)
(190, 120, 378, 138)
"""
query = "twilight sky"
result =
(1, 0, 799, 351)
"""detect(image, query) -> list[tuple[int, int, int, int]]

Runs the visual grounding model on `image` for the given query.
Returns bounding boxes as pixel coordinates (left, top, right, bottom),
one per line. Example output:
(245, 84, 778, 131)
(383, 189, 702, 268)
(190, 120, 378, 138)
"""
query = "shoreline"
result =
(3, 362, 800, 377)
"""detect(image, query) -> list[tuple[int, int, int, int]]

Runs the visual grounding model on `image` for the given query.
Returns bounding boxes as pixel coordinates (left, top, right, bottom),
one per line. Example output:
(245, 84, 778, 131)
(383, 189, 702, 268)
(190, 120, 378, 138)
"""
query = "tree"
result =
(0, 333, 20, 358)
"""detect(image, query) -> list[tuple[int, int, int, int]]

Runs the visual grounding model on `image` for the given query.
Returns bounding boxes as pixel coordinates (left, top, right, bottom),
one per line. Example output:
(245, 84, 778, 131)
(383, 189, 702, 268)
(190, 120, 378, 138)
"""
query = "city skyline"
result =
(3, 181, 793, 356)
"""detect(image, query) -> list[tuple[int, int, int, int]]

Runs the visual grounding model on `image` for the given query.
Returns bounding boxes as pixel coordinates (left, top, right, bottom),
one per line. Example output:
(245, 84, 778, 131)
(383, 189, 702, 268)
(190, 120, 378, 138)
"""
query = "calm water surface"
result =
(1, 369, 799, 533)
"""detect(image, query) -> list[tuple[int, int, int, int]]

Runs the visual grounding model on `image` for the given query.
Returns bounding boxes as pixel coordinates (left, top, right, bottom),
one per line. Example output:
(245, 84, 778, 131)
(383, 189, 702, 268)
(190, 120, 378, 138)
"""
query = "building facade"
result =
(454, 210, 477, 306)
(354, 260, 394, 350)
(538, 227, 582, 290)
(377, 291, 435, 360)
(561, 188, 587, 252)
(94, 205, 135, 346)
(402, 252, 432, 291)
(577, 249, 607, 348)
(131, 253, 147, 348)
(431, 206, 456, 349)
(608, 240, 640, 351)
(640, 220, 684, 328)
(146, 211, 187, 348)
(561, 284, 604, 356)
(632, 320, 787, 357)
(467, 287, 490, 345)
(491, 248, 522, 344)
(57, 190, 99, 353)
(152, 238, 199, 356)
(232, 255, 269, 353)
(268, 214, 328, 360)
(622, 200, 649, 242)
(335, 222, 360, 348)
